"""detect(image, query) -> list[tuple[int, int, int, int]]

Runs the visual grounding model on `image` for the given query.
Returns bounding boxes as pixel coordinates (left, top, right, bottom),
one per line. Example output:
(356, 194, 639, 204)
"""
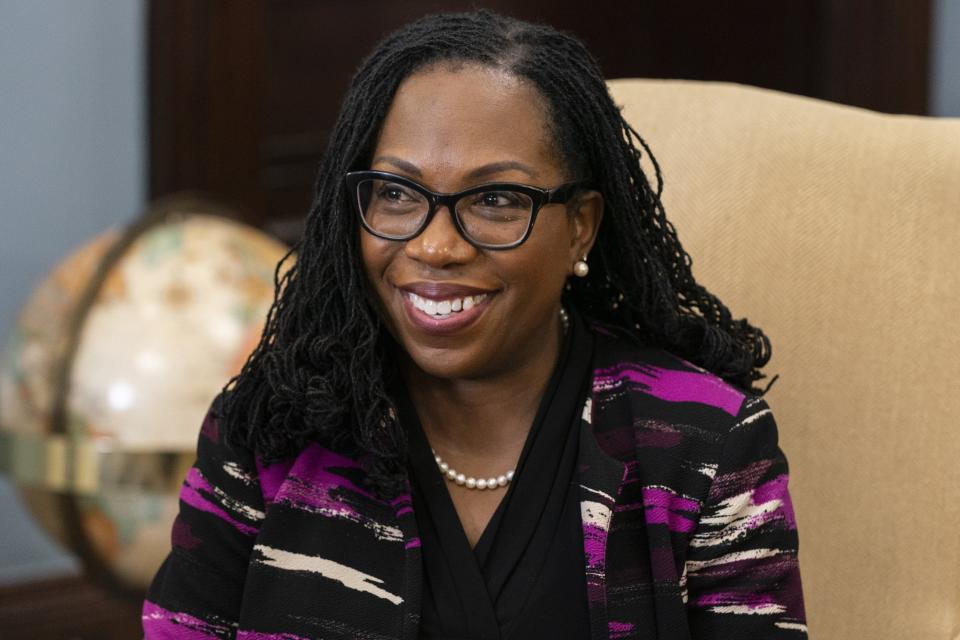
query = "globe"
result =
(0, 197, 289, 591)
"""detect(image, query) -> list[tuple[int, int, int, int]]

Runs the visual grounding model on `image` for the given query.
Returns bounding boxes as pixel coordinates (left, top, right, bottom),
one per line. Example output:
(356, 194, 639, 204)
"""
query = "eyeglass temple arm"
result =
(546, 181, 585, 203)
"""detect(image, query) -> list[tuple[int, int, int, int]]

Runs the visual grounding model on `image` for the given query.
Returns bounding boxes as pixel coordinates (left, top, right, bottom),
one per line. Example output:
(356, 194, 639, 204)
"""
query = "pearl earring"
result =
(573, 256, 589, 278)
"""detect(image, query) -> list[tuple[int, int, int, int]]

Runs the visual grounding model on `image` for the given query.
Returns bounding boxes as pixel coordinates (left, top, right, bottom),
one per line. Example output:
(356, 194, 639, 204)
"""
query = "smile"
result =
(398, 286, 495, 336)
(406, 292, 489, 318)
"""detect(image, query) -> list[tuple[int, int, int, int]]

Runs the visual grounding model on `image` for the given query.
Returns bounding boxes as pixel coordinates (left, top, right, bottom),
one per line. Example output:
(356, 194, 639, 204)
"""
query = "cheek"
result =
(527, 218, 574, 273)
(359, 233, 402, 314)
(358, 235, 408, 343)
(501, 231, 572, 297)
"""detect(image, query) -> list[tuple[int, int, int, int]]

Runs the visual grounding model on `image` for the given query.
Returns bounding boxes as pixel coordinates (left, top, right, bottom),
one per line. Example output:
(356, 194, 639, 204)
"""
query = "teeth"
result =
(407, 292, 488, 317)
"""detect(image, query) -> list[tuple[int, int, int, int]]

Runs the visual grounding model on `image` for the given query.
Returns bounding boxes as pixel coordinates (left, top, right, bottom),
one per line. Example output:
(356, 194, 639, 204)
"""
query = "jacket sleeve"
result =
(142, 410, 265, 639)
(685, 396, 808, 638)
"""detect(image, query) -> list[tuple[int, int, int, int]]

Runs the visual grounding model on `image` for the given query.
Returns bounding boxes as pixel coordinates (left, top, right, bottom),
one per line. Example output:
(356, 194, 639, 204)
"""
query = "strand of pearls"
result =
(432, 449, 514, 490)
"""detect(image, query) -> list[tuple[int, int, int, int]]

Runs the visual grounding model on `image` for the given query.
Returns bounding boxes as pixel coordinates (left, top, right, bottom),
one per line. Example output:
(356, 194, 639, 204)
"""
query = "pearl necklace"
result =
(432, 449, 514, 490)
(428, 307, 570, 491)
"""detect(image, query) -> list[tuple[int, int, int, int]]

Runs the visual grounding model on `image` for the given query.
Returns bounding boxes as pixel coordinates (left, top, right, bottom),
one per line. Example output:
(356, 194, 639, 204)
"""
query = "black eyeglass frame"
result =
(344, 170, 585, 250)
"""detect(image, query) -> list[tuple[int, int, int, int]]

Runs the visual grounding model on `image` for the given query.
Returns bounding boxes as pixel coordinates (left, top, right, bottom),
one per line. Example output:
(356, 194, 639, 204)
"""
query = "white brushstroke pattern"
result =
(254, 544, 403, 605)
(709, 603, 785, 615)
(210, 482, 265, 521)
(278, 499, 403, 543)
(355, 519, 403, 543)
(679, 564, 688, 604)
(222, 461, 255, 484)
(581, 397, 592, 423)
(579, 485, 614, 503)
(581, 500, 613, 529)
(195, 468, 265, 521)
(685, 548, 783, 573)
(775, 622, 808, 632)
(697, 462, 719, 479)
(732, 408, 771, 430)
(689, 488, 782, 548)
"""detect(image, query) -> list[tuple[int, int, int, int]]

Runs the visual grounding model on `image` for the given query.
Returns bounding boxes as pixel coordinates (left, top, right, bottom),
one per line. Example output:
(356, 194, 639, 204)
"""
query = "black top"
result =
(400, 309, 595, 640)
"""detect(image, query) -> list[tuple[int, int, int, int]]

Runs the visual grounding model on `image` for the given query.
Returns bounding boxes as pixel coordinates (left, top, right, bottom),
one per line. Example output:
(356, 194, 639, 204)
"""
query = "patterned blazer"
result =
(143, 324, 807, 639)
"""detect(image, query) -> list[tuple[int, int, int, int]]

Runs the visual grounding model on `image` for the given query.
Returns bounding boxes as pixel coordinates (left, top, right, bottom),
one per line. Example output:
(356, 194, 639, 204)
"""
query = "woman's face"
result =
(360, 64, 602, 381)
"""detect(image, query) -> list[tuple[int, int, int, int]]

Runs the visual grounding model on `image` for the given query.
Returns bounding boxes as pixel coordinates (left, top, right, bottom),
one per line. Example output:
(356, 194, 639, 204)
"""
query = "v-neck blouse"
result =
(401, 309, 595, 640)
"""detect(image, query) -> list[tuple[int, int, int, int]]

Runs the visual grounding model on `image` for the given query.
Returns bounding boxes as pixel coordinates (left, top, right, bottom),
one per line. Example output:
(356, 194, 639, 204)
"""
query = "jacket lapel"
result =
(578, 395, 628, 640)
(391, 484, 424, 640)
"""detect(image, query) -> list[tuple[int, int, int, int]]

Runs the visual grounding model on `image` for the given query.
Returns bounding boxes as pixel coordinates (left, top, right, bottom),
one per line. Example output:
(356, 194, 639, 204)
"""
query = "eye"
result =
(475, 191, 526, 209)
(376, 182, 417, 202)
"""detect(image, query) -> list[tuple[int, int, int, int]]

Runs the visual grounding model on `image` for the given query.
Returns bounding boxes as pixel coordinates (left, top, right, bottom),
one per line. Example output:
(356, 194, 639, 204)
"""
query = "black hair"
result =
(216, 10, 772, 498)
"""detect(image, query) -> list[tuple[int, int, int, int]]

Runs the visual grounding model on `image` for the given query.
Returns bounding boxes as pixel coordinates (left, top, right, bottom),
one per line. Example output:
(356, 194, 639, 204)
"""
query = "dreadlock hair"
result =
(216, 9, 773, 499)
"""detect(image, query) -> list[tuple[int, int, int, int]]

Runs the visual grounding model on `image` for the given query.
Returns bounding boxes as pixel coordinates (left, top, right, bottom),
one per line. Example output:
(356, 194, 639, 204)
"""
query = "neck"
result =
(400, 314, 564, 459)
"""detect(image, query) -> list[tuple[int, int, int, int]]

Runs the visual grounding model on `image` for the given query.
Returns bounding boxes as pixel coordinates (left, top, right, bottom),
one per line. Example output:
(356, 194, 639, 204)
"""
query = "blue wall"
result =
(932, 0, 960, 116)
(0, 0, 146, 583)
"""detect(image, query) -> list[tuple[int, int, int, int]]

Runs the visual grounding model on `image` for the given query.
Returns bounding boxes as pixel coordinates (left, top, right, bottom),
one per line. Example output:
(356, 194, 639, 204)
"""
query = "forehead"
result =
(373, 64, 563, 182)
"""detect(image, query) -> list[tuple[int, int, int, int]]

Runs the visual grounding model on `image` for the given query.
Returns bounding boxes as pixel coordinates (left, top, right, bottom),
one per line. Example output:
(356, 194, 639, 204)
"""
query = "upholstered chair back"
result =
(607, 78, 960, 639)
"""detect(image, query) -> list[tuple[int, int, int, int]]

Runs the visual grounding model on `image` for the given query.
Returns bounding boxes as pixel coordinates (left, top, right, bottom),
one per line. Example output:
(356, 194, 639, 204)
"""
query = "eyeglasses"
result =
(345, 170, 584, 250)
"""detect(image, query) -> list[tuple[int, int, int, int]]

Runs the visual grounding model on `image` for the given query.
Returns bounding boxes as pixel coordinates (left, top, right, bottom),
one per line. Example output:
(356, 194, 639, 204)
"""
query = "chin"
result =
(399, 338, 494, 381)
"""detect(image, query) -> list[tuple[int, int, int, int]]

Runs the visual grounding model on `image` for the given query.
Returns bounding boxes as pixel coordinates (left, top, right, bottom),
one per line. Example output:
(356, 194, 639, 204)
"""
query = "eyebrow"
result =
(371, 156, 539, 181)
(372, 156, 422, 176)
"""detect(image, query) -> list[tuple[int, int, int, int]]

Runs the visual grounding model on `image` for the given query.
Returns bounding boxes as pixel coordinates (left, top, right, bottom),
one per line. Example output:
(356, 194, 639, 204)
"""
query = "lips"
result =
(397, 281, 497, 335)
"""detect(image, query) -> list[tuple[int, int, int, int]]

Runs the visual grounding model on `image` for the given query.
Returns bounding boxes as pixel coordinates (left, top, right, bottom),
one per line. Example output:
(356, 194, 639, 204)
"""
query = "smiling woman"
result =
(143, 10, 806, 640)
(360, 65, 601, 388)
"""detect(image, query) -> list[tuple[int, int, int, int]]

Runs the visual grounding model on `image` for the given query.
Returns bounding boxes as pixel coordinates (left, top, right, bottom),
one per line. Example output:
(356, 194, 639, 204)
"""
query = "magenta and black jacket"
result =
(144, 321, 807, 639)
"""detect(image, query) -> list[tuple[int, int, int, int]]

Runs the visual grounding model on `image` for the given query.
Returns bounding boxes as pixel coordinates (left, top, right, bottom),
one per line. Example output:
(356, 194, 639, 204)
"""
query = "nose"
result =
(403, 204, 478, 267)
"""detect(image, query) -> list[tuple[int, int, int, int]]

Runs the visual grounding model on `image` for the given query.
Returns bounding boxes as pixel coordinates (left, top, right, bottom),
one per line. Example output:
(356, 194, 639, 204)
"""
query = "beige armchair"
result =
(608, 79, 960, 639)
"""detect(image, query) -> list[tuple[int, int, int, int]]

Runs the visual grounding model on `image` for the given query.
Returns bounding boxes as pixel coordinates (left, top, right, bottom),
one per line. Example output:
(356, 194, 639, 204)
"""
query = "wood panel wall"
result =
(149, 1, 931, 241)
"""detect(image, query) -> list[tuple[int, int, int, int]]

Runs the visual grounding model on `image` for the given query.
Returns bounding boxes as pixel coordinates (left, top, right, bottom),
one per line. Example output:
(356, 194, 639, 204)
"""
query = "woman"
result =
(144, 10, 806, 640)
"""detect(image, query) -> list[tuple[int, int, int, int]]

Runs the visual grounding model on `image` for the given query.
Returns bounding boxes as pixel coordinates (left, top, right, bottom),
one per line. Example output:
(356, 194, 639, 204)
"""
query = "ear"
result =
(567, 190, 604, 268)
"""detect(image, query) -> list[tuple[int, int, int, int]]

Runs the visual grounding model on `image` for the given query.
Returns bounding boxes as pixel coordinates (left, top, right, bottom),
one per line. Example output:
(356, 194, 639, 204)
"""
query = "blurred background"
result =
(0, 1, 957, 637)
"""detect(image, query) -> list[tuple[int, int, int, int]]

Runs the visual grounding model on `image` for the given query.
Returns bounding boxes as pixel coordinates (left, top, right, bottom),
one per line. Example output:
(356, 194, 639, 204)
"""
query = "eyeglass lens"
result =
(357, 178, 534, 246)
